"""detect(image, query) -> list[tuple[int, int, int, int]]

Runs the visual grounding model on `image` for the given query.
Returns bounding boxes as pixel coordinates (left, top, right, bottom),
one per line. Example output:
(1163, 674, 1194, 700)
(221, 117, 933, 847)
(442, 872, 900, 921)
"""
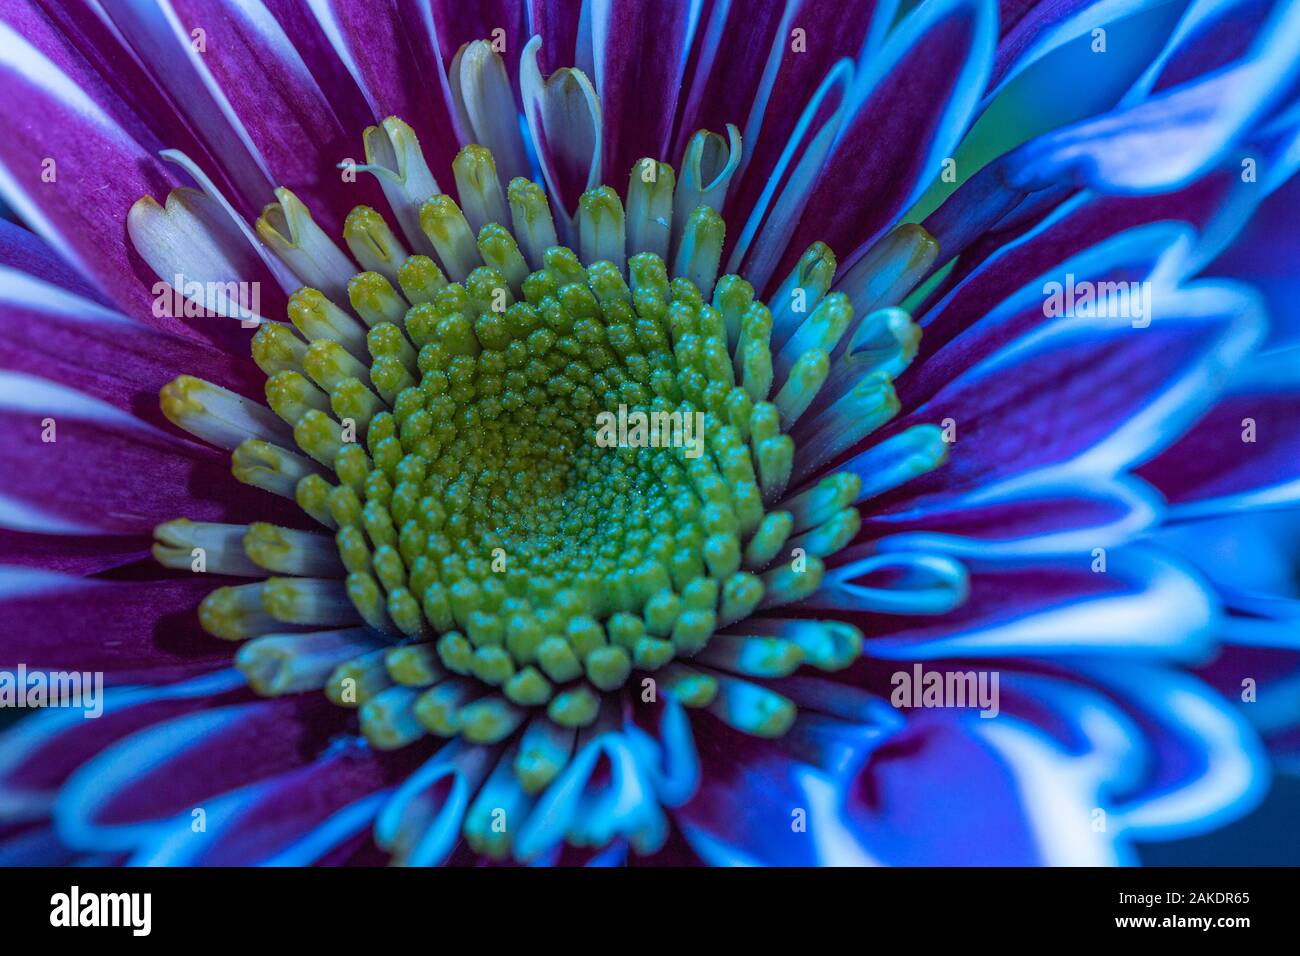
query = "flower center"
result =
(151, 122, 923, 793)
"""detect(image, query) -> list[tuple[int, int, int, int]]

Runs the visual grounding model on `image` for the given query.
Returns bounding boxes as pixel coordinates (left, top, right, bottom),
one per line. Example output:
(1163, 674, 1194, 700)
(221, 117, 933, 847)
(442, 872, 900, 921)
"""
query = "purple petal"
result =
(1131, 0, 1277, 99)
(141, 744, 431, 865)
(591, 0, 699, 182)
(0, 671, 249, 819)
(147, 0, 381, 235)
(839, 711, 1080, 864)
(0, 568, 237, 682)
(675, 711, 884, 865)
(1137, 347, 1300, 514)
(0, 18, 184, 321)
(431, 0, 530, 88)
(882, 280, 1263, 504)
(302, 0, 465, 183)
(0, 218, 107, 304)
(771, 0, 996, 285)
(526, 0, 589, 74)
(54, 692, 347, 851)
(671, 0, 796, 161)
(911, 218, 1188, 386)
(991, 0, 1177, 93)
(724, 0, 893, 239)
(0, 374, 303, 534)
(844, 548, 1216, 659)
(863, 476, 1162, 556)
(0, 530, 150, 576)
(1003, 1, 1300, 194)
(0, 266, 268, 426)
(1067, 661, 1268, 838)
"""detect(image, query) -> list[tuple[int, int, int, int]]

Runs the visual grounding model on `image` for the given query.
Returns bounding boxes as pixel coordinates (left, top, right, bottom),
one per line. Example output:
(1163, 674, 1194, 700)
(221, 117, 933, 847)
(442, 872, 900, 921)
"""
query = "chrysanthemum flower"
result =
(0, 0, 1297, 866)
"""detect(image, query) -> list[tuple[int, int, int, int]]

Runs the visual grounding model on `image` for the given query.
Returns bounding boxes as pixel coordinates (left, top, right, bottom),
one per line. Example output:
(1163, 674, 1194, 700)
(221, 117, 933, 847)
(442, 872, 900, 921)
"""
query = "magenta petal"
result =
(0, 569, 238, 682)
(132, 0, 381, 236)
(883, 285, 1262, 507)
(527, 0, 589, 74)
(0, 671, 250, 814)
(0, 381, 303, 534)
(591, 0, 698, 182)
(771, 0, 995, 282)
(431, 0, 530, 86)
(0, 530, 149, 575)
(1138, 348, 1300, 514)
(303, 0, 464, 184)
(0, 273, 268, 426)
(0, 20, 183, 321)
(54, 693, 348, 850)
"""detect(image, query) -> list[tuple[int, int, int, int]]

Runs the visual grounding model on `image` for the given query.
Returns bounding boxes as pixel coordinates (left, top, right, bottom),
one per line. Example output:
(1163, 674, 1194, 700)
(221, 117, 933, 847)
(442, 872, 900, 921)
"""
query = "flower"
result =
(0, 0, 1297, 866)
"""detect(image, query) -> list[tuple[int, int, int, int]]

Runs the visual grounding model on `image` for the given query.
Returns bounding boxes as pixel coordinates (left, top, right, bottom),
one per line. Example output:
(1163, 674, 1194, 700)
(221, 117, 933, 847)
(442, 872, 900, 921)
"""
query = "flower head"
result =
(0, 0, 1298, 866)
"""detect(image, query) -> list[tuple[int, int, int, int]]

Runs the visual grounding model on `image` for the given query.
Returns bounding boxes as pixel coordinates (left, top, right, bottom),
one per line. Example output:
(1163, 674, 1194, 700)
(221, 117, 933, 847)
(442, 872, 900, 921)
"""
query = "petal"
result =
(911, 219, 1190, 388)
(0, 567, 237, 683)
(53, 692, 347, 852)
(886, 280, 1264, 505)
(136, 743, 429, 865)
(0, 670, 248, 824)
(590, 0, 701, 184)
(526, 0, 591, 75)
(1003, 0, 1300, 193)
(675, 711, 891, 865)
(850, 547, 1217, 659)
(864, 475, 1163, 557)
(725, 0, 897, 240)
(0, 262, 267, 425)
(771, 0, 997, 284)
(991, 0, 1182, 94)
(520, 35, 603, 227)
(841, 710, 1122, 865)
(0, 530, 149, 576)
(1069, 661, 1269, 838)
(1138, 346, 1300, 515)
(0, 372, 302, 534)
(1127, 0, 1279, 100)
(0, 20, 183, 320)
(118, 0, 379, 237)
(430, 0, 530, 87)
(304, 0, 464, 182)
(0, 218, 107, 303)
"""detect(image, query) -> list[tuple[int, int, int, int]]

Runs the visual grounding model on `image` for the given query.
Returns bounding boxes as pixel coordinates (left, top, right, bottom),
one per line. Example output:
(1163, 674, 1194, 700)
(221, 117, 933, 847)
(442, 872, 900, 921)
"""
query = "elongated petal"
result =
(772, 0, 996, 283)
(0, 21, 182, 321)
(1003, 0, 1300, 193)
(591, 0, 699, 182)
(0, 671, 248, 823)
(0, 373, 300, 534)
(1138, 347, 1300, 515)
(53, 693, 347, 851)
(864, 476, 1162, 557)
(0, 568, 241, 682)
(887, 281, 1263, 506)
(305, 0, 464, 181)
(0, 264, 266, 426)
(850, 548, 1215, 659)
